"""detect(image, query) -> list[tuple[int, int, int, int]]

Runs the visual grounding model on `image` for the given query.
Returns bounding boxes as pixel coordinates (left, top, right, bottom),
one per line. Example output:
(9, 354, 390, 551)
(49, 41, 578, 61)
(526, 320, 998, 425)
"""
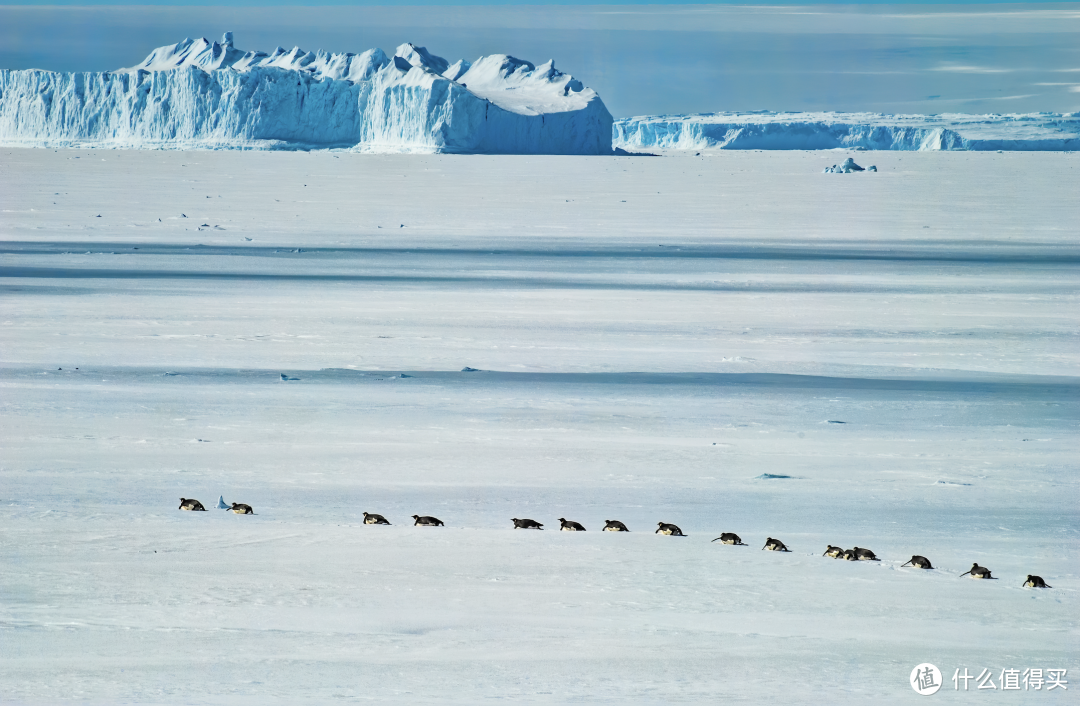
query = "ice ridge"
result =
(0, 33, 613, 154)
(614, 112, 1080, 151)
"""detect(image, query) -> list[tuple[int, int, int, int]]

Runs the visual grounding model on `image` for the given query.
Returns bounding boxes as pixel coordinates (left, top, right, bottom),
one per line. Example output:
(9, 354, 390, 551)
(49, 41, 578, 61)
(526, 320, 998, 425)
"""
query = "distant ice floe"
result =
(0, 33, 612, 154)
(614, 111, 1080, 151)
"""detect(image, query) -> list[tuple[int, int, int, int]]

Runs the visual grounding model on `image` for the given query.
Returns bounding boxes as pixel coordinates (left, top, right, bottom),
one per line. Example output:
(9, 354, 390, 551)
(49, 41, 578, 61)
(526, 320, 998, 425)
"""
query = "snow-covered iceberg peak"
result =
(0, 33, 613, 154)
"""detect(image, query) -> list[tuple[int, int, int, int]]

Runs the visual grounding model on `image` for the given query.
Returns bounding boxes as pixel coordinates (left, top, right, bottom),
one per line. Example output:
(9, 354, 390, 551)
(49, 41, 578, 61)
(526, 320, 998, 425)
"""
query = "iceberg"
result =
(0, 33, 613, 154)
(614, 111, 1080, 151)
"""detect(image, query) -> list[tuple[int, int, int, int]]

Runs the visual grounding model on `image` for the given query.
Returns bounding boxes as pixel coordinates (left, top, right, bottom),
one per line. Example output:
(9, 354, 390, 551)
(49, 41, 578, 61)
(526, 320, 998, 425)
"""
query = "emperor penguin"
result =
(179, 498, 206, 512)
(960, 563, 995, 579)
(558, 518, 586, 531)
(712, 533, 746, 545)
(901, 555, 934, 569)
(656, 522, 685, 536)
(363, 512, 391, 525)
(602, 520, 629, 532)
(853, 547, 879, 561)
(762, 537, 790, 552)
(412, 514, 444, 527)
(230, 502, 253, 515)
(512, 518, 543, 529)
(840, 548, 858, 561)
(823, 545, 843, 558)
(1023, 575, 1051, 588)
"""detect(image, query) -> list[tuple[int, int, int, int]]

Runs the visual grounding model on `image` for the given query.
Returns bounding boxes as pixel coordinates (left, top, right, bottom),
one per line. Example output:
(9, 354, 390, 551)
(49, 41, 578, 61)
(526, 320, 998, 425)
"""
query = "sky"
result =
(2, 3, 1078, 116)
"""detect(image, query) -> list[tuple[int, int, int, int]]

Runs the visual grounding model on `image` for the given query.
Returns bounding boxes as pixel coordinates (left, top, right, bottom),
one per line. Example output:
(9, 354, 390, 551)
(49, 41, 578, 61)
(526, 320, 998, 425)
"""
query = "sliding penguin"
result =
(512, 518, 543, 529)
(712, 533, 746, 545)
(762, 537, 790, 552)
(363, 512, 390, 525)
(602, 520, 629, 532)
(412, 515, 444, 526)
(853, 547, 879, 561)
(840, 548, 858, 561)
(960, 563, 996, 579)
(179, 498, 206, 512)
(823, 545, 843, 558)
(230, 502, 253, 515)
(901, 555, 934, 569)
(1023, 575, 1051, 588)
(656, 522, 685, 536)
(558, 518, 586, 531)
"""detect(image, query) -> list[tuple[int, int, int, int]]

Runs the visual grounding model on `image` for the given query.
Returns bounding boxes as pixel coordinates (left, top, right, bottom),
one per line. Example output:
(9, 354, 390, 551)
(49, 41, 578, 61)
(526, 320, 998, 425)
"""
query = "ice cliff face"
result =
(0, 33, 613, 154)
(614, 112, 1080, 151)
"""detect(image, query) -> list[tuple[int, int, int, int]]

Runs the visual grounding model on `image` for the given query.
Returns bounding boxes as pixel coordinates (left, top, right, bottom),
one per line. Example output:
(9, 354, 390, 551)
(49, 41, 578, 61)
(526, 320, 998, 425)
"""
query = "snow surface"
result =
(615, 112, 1080, 152)
(1, 149, 1077, 703)
(0, 33, 612, 154)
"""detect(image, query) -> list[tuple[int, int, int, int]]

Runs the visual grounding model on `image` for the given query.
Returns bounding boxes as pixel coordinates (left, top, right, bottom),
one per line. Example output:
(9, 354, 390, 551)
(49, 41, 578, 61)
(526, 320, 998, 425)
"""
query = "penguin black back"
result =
(512, 518, 543, 529)
(823, 545, 843, 557)
(602, 520, 629, 532)
(179, 498, 206, 511)
(230, 502, 253, 515)
(960, 563, 995, 579)
(1024, 575, 1051, 588)
(901, 555, 933, 569)
(558, 518, 586, 531)
(853, 547, 879, 561)
(412, 515, 444, 526)
(762, 537, 790, 552)
(712, 533, 746, 545)
(363, 512, 390, 525)
(656, 522, 685, 536)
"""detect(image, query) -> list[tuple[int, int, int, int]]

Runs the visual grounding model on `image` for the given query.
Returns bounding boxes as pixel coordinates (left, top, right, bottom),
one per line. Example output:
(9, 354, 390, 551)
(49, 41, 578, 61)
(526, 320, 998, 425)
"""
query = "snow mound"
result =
(614, 112, 1080, 151)
(0, 33, 612, 154)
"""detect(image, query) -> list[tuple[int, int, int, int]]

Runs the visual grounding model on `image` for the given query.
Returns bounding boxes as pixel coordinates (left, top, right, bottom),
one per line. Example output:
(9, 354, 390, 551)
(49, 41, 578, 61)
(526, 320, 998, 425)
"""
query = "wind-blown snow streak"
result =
(614, 112, 1080, 151)
(0, 33, 613, 154)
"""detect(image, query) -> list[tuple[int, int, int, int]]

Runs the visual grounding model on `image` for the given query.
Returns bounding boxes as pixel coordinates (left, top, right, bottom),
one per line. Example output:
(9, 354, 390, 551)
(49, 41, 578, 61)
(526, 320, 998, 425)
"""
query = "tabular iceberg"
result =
(614, 112, 1080, 151)
(0, 33, 613, 154)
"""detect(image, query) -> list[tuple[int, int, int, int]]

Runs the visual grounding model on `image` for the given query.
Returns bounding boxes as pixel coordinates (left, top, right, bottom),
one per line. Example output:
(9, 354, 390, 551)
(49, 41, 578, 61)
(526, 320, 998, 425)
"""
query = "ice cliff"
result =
(0, 33, 613, 154)
(614, 112, 1080, 151)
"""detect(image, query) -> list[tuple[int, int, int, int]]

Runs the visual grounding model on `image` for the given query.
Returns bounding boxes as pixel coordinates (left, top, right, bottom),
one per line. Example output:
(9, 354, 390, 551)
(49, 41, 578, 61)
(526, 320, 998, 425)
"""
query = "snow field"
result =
(1, 148, 1077, 703)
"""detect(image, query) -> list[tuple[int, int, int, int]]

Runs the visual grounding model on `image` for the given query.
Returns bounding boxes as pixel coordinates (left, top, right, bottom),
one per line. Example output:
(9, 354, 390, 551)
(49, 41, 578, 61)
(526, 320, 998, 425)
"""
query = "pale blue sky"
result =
(2, 3, 1078, 116)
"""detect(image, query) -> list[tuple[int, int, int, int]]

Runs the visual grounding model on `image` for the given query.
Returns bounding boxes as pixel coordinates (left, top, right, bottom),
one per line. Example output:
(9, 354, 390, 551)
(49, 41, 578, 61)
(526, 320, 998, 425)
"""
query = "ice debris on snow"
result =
(755, 473, 795, 480)
(615, 111, 1080, 151)
(216, 495, 229, 509)
(0, 33, 612, 154)
(461, 367, 480, 372)
(280, 373, 300, 381)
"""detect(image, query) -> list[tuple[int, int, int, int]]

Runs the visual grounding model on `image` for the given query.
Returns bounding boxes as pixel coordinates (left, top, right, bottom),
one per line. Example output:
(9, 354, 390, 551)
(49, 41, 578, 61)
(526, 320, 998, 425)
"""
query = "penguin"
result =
(762, 537, 790, 552)
(230, 502, 253, 515)
(1023, 575, 1051, 588)
(363, 512, 390, 525)
(712, 533, 746, 545)
(959, 563, 996, 579)
(823, 545, 843, 558)
(602, 520, 629, 532)
(840, 548, 858, 561)
(656, 522, 685, 536)
(512, 518, 543, 530)
(901, 555, 934, 569)
(412, 515, 444, 526)
(558, 518, 586, 532)
(853, 547, 879, 561)
(179, 498, 206, 511)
